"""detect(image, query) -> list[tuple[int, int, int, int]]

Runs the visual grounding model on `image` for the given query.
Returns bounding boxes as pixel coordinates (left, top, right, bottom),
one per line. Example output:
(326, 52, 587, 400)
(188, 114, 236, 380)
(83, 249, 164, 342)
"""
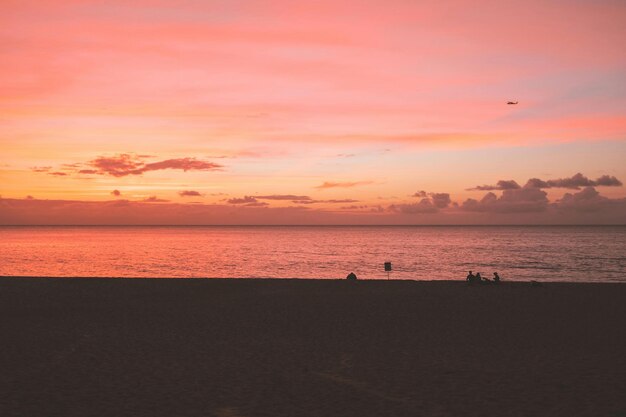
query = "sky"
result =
(1, 0, 625, 224)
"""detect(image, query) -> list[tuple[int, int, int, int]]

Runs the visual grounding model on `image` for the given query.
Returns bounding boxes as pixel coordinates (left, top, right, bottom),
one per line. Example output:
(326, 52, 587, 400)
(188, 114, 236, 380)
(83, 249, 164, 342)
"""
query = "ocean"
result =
(1, 226, 625, 282)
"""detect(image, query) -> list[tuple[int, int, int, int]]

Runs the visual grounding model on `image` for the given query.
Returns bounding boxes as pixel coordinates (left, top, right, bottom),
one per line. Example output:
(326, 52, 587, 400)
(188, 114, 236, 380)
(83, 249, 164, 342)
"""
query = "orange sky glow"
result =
(1, 0, 625, 224)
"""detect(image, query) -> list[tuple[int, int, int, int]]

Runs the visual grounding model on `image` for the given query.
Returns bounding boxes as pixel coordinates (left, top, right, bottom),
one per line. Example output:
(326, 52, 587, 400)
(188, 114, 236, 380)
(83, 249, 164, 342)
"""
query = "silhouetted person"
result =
(346, 272, 357, 281)
(466, 271, 475, 283)
(493, 272, 501, 283)
(476, 272, 482, 283)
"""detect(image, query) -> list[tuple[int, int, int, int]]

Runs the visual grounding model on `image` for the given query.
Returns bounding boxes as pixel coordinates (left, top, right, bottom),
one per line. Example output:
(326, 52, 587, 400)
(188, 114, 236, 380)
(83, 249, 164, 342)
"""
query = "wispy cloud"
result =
(88, 154, 223, 177)
(256, 195, 312, 200)
(314, 181, 374, 189)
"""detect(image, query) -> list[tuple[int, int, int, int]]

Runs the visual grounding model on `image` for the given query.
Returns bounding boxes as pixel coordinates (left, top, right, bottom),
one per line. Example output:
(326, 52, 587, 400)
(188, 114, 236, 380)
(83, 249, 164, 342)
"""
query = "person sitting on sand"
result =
(466, 271, 475, 283)
(346, 272, 357, 280)
(493, 272, 500, 283)
(476, 272, 482, 283)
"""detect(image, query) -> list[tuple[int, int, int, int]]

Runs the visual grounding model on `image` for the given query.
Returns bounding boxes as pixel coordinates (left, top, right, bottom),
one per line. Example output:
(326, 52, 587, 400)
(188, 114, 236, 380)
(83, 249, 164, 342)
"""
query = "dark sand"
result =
(1, 278, 625, 417)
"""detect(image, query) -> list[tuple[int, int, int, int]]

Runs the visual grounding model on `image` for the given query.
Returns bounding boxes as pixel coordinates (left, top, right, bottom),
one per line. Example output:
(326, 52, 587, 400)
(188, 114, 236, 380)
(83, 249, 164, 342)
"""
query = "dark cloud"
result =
(48, 171, 68, 176)
(525, 173, 622, 190)
(406, 192, 451, 210)
(524, 178, 550, 188)
(178, 190, 203, 197)
(31, 166, 51, 173)
(78, 169, 98, 174)
(594, 175, 623, 187)
(461, 188, 548, 213)
(111, 189, 121, 197)
(142, 196, 169, 203)
(468, 180, 521, 191)
(430, 193, 451, 209)
(389, 199, 439, 214)
(315, 181, 373, 189)
(545, 173, 595, 189)
(554, 187, 626, 212)
(88, 154, 222, 177)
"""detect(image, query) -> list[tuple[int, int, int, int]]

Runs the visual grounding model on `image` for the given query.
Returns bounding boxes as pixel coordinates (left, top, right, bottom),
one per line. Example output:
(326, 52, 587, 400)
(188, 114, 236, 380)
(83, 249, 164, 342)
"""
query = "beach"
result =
(1, 278, 625, 417)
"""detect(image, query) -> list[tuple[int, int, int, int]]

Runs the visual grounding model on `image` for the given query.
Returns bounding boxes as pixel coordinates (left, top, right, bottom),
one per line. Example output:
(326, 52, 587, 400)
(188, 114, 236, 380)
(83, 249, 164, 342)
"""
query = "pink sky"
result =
(1, 0, 625, 224)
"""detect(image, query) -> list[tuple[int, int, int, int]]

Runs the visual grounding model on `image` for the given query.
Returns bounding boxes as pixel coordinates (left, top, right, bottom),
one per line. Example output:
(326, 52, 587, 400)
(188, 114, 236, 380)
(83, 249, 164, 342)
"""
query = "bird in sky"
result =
(507, 101, 518, 105)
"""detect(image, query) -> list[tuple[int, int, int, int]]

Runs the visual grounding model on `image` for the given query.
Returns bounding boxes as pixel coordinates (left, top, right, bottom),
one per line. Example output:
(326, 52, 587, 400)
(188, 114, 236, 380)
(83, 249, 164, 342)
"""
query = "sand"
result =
(1, 278, 625, 417)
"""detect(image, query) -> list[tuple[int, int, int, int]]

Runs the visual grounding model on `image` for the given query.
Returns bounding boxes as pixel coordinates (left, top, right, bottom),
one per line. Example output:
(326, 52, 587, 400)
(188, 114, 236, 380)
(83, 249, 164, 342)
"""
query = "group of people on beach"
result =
(466, 271, 500, 284)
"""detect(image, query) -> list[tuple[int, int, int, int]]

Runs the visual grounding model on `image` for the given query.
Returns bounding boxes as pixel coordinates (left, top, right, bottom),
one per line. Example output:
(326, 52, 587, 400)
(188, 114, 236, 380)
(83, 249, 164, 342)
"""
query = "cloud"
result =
(524, 173, 622, 189)
(178, 190, 203, 197)
(256, 195, 312, 201)
(48, 171, 68, 176)
(461, 187, 549, 213)
(594, 175, 623, 187)
(469, 174, 623, 191)
(430, 193, 452, 209)
(554, 186, 626, 212)
(314, 181, 374, 189)
(390, 199, 439, 214)
(78, 169, 98, 174)
(142, 196, 169, 203)
(340, 205, 368, 210)
(140, 158, 222, 173)
(31, 166, 51, 173)
(407, 192, 451, 210)
(468, 180, 521, 191)
(87, 154, 222, 177)
(227, 195, 359, 205)
(111, 189, 121, 197)
(227, 196, 259, 204)
(323, 199, 360, 204)
(544, 173, 596, 189)
(524, 178, 551, 188)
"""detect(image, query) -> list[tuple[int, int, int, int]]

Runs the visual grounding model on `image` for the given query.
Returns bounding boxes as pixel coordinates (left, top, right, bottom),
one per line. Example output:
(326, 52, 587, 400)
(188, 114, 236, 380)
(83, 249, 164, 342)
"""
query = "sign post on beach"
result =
(384, 262, 392, 279)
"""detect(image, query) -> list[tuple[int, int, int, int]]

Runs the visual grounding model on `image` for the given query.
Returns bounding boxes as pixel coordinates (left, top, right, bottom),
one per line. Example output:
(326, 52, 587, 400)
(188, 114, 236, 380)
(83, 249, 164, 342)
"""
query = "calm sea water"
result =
(1, 226, 625, 282)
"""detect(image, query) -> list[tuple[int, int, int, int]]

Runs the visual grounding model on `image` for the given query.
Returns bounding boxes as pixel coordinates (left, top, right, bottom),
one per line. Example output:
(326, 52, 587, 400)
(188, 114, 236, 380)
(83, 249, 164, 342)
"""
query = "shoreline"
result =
(2, 276, 626, 283)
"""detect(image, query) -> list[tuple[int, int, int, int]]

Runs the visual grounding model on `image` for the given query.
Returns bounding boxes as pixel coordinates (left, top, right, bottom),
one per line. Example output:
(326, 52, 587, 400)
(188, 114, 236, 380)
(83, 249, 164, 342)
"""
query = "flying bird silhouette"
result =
(507, 101, 518, 105)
